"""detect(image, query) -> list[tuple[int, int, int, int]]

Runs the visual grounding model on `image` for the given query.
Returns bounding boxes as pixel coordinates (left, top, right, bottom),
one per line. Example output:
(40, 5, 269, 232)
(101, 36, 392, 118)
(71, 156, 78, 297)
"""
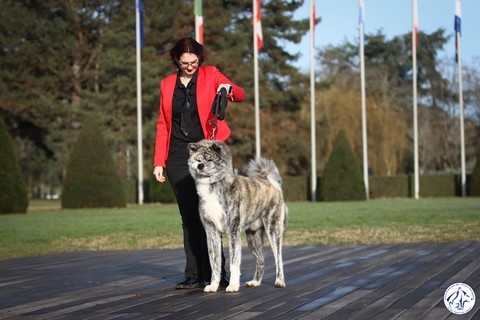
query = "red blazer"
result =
(154, 66, 245, 168)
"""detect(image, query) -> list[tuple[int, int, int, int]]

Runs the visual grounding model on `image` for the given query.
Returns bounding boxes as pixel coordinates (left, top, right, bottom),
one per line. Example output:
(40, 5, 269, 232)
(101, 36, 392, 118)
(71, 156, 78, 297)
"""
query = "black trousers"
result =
(166, 142, 225, 282)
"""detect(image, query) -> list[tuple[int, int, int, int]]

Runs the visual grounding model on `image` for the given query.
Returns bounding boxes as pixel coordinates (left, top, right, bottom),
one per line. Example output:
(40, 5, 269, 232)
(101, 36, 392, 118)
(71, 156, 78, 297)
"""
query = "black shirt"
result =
(170, 70, 204, 143)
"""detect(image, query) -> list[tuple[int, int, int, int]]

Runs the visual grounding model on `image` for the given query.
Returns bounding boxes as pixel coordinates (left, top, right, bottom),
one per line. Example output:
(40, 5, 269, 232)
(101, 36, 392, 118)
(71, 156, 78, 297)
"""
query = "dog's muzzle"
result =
(197, 163, 205, 170)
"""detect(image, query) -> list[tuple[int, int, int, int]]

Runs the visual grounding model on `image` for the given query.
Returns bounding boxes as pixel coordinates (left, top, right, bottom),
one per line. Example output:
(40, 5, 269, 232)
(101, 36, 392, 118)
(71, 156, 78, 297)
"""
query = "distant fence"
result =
(124, 174, 472, 203)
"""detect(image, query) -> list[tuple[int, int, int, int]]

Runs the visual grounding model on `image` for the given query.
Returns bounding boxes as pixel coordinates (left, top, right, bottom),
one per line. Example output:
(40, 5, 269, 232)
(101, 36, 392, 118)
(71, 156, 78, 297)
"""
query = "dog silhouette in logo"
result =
(446, 286, 474, 311)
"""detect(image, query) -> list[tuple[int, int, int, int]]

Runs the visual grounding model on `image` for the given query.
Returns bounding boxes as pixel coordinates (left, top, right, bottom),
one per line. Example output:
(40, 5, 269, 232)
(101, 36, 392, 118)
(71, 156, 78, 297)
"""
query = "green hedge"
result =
(471, 151, 480, 196)
(0, 117, 28, 213)
(419, 175, 456, 197)
(320, 130, 366, 201)
(283, 176, 308, 201)
(369, 175, 410, 198)
(62, 118, 126, 208)
(281, 173, 474, 201)
(127, 171, 475, 203)
(142, 179, 176, 203)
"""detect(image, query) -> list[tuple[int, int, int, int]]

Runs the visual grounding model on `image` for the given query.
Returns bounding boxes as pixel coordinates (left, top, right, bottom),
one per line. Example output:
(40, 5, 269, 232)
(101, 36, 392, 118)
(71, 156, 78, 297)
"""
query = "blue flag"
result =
(136, 0, 144, 47)
(454, 0, 461, 62)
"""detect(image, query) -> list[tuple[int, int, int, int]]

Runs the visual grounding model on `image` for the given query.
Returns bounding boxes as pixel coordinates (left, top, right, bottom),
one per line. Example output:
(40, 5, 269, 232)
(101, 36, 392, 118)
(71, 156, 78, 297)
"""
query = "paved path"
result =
(0, 243, 479, 319)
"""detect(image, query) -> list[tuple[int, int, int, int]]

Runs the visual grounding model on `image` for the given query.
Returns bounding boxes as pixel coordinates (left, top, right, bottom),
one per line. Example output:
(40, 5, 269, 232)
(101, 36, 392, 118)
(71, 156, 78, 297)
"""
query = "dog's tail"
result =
(246, 157, 282, 191)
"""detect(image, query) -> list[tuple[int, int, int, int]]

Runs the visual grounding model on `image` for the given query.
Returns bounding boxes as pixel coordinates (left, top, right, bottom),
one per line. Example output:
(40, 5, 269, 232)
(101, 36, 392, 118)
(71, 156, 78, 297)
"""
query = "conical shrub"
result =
(470, 150, 480, 196)
(0, 117, 28, 213)
(62, 118, 126, 208)
(321, 130, 366, 201)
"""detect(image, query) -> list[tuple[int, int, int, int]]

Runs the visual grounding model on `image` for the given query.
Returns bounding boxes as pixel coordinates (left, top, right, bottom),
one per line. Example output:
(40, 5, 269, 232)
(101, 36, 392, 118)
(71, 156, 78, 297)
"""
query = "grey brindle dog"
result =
(188, 140, 287, 293)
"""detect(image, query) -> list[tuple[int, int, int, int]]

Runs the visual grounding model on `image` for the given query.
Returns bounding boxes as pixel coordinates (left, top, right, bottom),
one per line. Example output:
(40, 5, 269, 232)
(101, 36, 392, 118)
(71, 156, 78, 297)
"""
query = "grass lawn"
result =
(1, 198, 479, 260)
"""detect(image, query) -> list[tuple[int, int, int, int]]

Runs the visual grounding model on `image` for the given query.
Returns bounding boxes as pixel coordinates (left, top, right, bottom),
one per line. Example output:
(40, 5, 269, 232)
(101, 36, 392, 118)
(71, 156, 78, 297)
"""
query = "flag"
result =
(136, 0, 144, 47)
(359, 0, 365, 24)
(194, 0, 204, 44)
(310, 0, 316, 43)
(454, 0, 461, 62)
(254, 0, 263, 51)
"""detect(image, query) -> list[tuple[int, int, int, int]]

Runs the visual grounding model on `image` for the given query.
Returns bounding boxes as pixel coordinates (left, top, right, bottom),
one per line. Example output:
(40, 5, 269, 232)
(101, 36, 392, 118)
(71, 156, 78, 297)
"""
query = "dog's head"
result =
(188, 140, 233, 182)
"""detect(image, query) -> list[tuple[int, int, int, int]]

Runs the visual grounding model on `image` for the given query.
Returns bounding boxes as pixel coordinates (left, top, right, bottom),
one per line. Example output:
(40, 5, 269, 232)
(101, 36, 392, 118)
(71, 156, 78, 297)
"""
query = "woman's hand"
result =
(153, 166, 166, 183)
(216, 84, 232, 94)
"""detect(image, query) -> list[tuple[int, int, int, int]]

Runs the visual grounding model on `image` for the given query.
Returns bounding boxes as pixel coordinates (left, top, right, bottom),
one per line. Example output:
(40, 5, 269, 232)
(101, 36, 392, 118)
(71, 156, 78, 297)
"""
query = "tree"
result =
(0, 0, 125, 195)
(0, 117, 28, 213)
(321, 130, 366, 201)
(62, 118, 126, 208)
(316, 29, 480, 175)
(1, 0, 313, 193)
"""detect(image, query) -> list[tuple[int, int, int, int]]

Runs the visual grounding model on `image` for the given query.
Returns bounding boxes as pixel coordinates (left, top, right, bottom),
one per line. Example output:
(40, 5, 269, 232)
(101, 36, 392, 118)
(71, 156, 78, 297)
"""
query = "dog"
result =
(188, 139, 287, 293)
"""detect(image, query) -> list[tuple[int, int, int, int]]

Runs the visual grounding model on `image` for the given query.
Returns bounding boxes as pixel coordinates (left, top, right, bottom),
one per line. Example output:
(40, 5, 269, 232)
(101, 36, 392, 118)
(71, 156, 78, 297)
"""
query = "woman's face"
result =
(178, 53, 199, 77)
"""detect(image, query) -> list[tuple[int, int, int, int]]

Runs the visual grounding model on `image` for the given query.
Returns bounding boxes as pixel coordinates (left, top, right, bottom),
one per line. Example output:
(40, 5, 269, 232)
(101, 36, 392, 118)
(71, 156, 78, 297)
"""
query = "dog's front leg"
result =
(203, 221, 222, 293)
(226, 227, 242, 292)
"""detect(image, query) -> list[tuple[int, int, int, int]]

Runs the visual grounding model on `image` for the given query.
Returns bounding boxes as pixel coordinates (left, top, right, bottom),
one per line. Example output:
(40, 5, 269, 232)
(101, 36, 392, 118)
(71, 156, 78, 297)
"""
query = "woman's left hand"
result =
(216, 84, 232, 94)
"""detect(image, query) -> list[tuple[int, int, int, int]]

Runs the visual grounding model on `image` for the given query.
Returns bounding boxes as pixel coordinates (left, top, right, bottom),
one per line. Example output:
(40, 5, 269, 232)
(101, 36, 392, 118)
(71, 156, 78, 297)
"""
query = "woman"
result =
(153, 37, 245, 289)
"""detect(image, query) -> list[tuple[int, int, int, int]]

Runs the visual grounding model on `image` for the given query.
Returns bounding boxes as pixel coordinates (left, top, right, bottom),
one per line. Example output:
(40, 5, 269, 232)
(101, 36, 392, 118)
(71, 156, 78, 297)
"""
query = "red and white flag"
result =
(310, 0, 316, 43)
(254, 0, 263, 50)
(194, 0, 204, 44)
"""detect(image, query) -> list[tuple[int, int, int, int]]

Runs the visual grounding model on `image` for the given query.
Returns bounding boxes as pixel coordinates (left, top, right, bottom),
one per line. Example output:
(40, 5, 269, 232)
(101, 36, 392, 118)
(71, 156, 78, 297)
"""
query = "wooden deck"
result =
(0, 243, 479, 319)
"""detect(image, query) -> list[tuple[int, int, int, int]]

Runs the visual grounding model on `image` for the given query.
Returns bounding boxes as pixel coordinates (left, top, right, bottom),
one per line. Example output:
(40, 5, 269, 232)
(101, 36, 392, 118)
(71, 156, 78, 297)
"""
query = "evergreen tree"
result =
(0, 117, 28, 214)
(470, 150, 480, 196)
(321, 130, 366, 201)
(62, 118, 126, 208)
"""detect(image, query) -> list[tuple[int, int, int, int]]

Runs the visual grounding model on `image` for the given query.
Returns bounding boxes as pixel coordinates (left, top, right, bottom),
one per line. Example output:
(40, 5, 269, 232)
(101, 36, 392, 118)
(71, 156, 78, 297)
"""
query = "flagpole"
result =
(253, 0, 261, 157)
(309, 0, 316, 201)
(412, 0, 419, 199)
(456, 0, 466, 197)
(359, 0, 369, 199)
(458, 40, 466, 197)
(135, 0, 144, 204)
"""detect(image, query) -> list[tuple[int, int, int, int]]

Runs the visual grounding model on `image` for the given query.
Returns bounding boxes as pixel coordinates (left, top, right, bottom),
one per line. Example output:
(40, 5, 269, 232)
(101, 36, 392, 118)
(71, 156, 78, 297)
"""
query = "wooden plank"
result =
(0, 243, 479, 319)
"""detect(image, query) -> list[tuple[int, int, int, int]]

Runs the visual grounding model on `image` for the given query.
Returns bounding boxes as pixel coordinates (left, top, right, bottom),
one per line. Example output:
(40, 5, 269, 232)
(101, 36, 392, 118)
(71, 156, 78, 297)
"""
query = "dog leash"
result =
(210, 87, 227, 140)
(210, 93, 220, 140)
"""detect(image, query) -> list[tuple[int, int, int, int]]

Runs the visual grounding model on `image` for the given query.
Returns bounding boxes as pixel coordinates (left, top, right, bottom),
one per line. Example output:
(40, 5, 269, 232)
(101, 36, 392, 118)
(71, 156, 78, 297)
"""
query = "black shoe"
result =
(218, 277, 229, 290)
(175, 277, 200, 290)
(198, 280, 208, 288)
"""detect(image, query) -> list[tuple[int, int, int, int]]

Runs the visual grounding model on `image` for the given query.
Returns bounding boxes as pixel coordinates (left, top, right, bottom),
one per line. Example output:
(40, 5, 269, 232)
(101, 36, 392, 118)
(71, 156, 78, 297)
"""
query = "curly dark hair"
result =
(169, 37, 207, 69)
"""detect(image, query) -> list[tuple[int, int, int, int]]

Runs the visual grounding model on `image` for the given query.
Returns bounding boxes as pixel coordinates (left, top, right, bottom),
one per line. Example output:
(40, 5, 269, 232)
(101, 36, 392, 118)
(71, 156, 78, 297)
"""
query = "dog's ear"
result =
(188, 143, 200, 155)
(211, 142, 223, 154)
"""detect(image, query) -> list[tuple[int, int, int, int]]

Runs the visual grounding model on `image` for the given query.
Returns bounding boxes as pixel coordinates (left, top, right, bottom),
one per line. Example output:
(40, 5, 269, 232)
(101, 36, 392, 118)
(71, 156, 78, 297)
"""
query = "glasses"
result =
(178, 59, 199, 68)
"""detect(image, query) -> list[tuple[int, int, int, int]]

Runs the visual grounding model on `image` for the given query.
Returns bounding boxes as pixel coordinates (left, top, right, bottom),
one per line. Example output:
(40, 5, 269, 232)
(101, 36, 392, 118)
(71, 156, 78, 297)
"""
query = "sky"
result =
(288, 0, 480, 71)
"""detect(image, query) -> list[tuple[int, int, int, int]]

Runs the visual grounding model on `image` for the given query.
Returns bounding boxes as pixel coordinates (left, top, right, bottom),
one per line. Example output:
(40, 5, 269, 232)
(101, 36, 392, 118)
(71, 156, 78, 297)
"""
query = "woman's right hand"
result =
(153, 166, 166, 183)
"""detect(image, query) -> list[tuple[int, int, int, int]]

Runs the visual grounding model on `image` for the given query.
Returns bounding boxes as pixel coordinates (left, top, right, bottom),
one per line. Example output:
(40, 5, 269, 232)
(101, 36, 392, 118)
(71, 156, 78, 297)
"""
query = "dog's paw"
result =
(204, 283, 219, 293)
(274, 279, 286, 288)
(245, 280, 260, 287)
(225, 283, 240, 292)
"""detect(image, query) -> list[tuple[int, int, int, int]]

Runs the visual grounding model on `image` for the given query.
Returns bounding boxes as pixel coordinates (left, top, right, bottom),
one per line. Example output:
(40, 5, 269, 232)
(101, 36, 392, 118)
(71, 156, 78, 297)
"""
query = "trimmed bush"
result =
(369, 175, 410, 199)
(0, 117, 28, 213)
(471, 150, 480, 196)
(146, 178, 177, 203)
(62, 118, 126, 208)
(283, 176, 308, 201)
(321, 130, 366, 201)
